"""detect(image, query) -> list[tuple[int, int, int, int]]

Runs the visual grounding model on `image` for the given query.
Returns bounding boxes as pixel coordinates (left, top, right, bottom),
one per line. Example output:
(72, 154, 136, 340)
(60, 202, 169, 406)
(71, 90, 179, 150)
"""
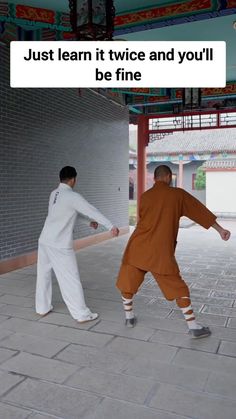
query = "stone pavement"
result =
(0, 220, 235, 419)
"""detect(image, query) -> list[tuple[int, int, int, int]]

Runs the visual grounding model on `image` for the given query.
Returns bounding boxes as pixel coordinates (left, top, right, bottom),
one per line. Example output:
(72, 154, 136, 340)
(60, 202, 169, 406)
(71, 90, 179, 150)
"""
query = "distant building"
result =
(129, 128, 236, 206)
(202, 160, 236, 217)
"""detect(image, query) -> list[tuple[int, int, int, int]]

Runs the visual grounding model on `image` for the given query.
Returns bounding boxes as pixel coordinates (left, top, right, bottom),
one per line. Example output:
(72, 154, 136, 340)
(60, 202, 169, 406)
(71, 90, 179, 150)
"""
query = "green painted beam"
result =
(129, 106, 142, 114)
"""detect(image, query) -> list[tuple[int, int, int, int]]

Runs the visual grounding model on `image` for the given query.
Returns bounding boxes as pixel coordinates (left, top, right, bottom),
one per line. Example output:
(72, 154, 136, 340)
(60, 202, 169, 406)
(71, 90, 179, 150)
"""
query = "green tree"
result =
(194, 166, 206, 190)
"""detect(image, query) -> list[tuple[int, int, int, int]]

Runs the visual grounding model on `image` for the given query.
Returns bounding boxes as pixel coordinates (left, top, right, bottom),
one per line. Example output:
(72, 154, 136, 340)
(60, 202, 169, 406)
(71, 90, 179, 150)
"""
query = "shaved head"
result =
(154, 165, 172, 180)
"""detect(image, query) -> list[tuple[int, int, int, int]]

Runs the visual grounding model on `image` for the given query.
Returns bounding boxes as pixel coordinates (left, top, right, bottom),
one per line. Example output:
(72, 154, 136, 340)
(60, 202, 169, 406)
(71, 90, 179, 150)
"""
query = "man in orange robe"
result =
(116, 165, 230, 338)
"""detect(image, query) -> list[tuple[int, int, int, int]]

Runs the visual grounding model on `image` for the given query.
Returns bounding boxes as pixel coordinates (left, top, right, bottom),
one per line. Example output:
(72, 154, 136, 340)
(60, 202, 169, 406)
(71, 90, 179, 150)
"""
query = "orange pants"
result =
(116, 263, 190, 300)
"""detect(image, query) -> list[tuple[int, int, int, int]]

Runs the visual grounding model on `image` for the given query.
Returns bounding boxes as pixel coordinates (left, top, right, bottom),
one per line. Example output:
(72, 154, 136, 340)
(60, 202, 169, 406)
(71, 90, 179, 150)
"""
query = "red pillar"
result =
(137, 115, 149, 217)
(178, 160, 184, 188)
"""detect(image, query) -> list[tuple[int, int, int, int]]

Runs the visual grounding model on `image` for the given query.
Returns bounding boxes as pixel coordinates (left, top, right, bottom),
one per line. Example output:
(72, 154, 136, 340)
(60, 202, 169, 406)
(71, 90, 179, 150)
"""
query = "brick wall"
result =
(0, 46, 129, 261)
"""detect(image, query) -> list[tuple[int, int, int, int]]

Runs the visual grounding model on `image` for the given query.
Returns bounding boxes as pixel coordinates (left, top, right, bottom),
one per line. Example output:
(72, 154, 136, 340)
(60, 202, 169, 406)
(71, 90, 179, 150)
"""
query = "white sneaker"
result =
(37, 306, 53, 317)
(77, 312, 99, 324)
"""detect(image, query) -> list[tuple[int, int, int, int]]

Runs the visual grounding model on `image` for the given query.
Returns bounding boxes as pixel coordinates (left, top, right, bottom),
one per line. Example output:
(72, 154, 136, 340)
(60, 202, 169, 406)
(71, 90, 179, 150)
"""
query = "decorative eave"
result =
(202, 159, 236, 170)
(129, 151, 236, 163)
(1, 0, 236, 36)
(0, 2, 71, 32)
(115, 0, 236, 35)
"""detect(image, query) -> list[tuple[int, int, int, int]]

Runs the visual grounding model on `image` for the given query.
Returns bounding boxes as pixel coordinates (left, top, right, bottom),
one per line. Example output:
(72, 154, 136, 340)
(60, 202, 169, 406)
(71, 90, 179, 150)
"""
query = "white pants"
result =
(36, 243, 91, 320)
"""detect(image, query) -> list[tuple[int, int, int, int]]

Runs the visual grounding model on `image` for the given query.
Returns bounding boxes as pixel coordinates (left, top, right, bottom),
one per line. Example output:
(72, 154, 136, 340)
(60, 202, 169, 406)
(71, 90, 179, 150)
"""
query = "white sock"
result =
(181, 303, 202, 330)
(125, 310, 134, 320)
(122, 297, 134, 320)
(186, 319, 203, 330)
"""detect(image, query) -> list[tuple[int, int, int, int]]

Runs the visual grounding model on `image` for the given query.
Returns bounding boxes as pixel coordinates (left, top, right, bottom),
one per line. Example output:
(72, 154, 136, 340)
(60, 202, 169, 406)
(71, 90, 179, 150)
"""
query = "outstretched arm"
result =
(73, 193, 119, 237)
(211, 221, 231, 241)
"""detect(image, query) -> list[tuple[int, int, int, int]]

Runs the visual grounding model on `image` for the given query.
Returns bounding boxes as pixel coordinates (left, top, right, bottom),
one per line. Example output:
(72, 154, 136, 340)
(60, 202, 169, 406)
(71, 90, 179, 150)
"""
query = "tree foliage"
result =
(194, 167, 206, 190)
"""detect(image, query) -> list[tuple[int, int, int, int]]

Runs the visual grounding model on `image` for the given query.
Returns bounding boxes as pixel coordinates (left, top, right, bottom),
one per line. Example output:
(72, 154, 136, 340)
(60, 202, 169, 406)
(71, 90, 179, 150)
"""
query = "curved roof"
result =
(202, 159, 236, 169)
(130, 128, 236, 156)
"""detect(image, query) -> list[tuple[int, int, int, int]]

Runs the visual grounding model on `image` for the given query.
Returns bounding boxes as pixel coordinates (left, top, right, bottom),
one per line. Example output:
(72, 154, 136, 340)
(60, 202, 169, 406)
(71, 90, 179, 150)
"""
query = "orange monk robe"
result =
(123, 181, 216, 275)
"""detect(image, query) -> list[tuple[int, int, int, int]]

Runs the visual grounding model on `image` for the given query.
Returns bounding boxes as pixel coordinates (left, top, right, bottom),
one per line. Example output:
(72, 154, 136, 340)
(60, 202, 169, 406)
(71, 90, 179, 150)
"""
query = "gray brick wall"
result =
(0, 46, 129, 261)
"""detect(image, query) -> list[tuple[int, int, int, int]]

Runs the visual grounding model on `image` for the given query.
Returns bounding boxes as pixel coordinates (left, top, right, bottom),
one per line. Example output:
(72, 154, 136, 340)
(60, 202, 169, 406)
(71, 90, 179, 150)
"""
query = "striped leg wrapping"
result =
(177, 296, 202, 330)
(122, 297, 134, 320)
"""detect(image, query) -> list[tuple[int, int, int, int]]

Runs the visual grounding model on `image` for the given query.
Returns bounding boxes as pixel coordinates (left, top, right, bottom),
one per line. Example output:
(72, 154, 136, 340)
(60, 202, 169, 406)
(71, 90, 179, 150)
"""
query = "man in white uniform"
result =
(36, 166, 119, 323)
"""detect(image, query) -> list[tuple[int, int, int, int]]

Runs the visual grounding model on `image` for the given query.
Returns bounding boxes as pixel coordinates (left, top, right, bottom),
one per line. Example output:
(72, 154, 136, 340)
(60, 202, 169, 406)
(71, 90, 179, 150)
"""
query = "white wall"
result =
(206, 171, 236, 213)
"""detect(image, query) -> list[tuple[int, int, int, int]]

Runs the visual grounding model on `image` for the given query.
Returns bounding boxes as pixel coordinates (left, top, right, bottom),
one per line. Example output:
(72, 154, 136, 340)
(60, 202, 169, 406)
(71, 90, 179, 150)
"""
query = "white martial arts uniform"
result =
(36, 183, 113, 320)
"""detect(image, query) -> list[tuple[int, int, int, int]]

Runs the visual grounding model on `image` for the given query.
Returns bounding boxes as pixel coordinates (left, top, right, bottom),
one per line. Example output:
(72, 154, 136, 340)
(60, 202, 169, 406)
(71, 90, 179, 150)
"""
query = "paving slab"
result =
(215, 281, 236, 291)
(0, 347, 18, 364)
(149, 382, 236, 419)
(209, 325, 236, 342)
(84, 288, 121, 302)
(87, 398, 189, 419)
(85, 296, 122, 311)
(0, 270, 34, 279)
(90, 319, 155, 341)
(1, 352, 79, 383)
(150, 329, 220, 353)
(106, 336, 177, 362)
(227, 317, 236, 328)
(0, 284, 35, 297)
(1, 317, 113, 347)
(0, 305, 40, 321)
(135, 315, 189, 333)
(29, 414, 62, 419)
(0, 327, 14, 341)
(205, 371, 236, 400)
(91, 307, 126, 323)
(0, 294, 34, 308)
(122, 357, 209, 391)
(55, 343, 132, 373)
(48, 326, 114, 347)
(136, 303, 173, 318)
(0, 276, 32, 284)
(138, 295, 173, 307)
(201, 304, 236, 317)
(65, 367, 156, 404)
(0, 314, 11, 324)
(172, 348, 236, 375)
(169, 310, 228, 326)
(50, 303, 71, 315)
(190, 295, 234, 307)
(191, 289, 212, 298)
(0, 402, 31, 419)
(4, 378, 101, 419)
(38, 312, 100, 330)
(0, 370, 25, 396)
(0, 332, 69, 358)
(211, 290, 236, 299)
(217, 340, 236, 357)
(1, 317, 60, 337)
(191, 279, 218, 289)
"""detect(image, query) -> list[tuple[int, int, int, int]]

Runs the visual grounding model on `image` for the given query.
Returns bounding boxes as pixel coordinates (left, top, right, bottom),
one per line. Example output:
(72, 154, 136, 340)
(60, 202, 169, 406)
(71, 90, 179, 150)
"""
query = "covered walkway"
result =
(0, 222, 235, 418)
